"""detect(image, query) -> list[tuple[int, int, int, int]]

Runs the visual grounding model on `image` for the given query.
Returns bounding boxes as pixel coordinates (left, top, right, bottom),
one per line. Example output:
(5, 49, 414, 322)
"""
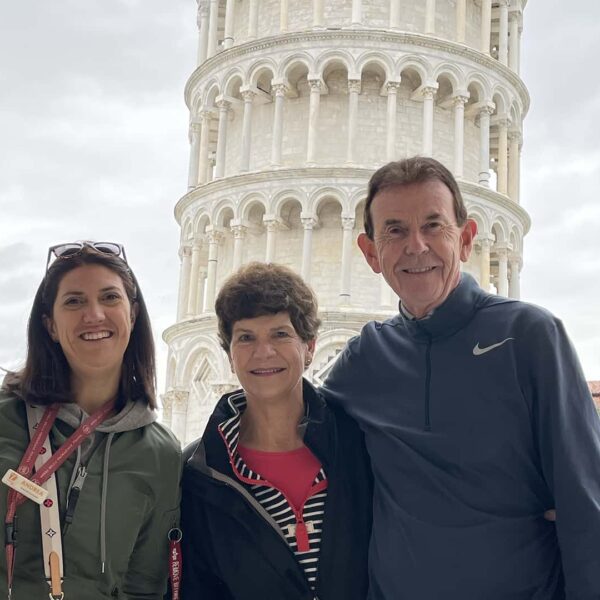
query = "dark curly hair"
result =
(364, 156, 468, 239)
(215, 262, 321, 353)
(3, 245, 157, 408)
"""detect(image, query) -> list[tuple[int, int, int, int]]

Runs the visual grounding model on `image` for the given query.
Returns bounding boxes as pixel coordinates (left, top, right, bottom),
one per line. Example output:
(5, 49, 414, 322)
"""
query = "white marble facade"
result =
(162, 0, 530, 444)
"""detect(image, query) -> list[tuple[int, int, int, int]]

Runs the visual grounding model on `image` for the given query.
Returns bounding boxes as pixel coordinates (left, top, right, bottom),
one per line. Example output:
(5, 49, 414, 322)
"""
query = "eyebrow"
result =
(233, 324, 294, 333)
(59, 286, 122, 297)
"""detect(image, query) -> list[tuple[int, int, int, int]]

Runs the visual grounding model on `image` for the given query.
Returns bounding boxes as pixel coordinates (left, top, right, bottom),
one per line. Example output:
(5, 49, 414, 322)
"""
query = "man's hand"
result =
(544, 509, 556, 522)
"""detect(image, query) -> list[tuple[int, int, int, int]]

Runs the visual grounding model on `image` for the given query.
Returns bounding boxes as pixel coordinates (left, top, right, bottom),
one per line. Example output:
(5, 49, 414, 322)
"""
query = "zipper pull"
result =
(64, 466, 87, 533)
(295, 518, 310, 553)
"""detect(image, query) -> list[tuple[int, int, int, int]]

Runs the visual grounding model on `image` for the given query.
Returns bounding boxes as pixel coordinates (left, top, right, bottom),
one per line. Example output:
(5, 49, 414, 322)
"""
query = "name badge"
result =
(2, 469, 48, 505)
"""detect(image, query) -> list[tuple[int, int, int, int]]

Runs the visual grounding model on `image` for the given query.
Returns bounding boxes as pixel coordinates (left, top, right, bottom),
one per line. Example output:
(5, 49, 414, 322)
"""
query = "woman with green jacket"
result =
(0, 242, 181, 599)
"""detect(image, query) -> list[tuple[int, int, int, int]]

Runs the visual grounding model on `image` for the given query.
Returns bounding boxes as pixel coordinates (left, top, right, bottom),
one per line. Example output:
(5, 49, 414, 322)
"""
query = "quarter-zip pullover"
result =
(323, 273, 600, 599)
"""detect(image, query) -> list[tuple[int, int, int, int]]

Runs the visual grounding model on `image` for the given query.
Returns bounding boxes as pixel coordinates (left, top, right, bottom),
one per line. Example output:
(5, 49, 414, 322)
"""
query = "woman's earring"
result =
(304, 357, 312, 368)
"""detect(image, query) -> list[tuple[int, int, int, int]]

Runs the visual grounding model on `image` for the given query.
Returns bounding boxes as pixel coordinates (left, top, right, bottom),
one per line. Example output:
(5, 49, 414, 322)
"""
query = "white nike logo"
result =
(472, 338, 515, 356)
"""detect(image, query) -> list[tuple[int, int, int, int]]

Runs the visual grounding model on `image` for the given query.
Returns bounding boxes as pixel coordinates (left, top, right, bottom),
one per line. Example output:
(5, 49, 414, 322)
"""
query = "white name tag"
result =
(2, 469, 48, 505)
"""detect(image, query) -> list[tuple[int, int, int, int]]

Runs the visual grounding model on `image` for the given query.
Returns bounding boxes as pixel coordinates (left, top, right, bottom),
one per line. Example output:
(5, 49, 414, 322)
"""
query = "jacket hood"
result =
(56, 398, 156, 432)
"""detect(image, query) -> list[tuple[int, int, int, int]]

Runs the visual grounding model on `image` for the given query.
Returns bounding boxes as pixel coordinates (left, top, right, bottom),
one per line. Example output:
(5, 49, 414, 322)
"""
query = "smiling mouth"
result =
(403, 267, 436, 274)
(250, 368, 285, 375)
(80, 331, 113, 341)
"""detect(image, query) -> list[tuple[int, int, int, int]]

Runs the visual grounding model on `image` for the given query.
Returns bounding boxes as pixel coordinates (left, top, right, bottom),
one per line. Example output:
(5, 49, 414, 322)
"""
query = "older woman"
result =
(0, 241, 181, 599)
(181, 262, 372, 600)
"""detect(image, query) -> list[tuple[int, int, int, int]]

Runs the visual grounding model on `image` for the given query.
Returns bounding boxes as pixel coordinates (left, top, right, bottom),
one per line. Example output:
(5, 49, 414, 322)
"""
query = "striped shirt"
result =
(218, 392, 328, 591)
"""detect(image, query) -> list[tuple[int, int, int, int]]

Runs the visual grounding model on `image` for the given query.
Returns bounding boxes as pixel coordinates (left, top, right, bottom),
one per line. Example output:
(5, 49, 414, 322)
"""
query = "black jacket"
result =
(180, 379, 373, 600)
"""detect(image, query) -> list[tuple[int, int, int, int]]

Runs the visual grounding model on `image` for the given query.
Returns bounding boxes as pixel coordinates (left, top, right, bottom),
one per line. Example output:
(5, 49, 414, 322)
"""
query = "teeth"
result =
(252, 368, 283, 374)
(405, 267, 434, 273)
(81, 331, 111, 341)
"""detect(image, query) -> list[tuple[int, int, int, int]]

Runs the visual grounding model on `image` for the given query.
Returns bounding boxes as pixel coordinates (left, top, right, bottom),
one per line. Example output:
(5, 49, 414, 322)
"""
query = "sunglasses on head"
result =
(46, 241, 128, 272)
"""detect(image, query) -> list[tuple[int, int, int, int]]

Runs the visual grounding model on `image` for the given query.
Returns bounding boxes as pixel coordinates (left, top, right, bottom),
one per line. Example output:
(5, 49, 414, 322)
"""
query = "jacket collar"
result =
(187, 378, 334, 475)
(396, 273, 492, 342)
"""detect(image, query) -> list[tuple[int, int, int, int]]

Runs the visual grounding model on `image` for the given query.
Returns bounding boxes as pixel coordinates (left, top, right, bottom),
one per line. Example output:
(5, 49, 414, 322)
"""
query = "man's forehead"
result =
(372, 182, 455, 220)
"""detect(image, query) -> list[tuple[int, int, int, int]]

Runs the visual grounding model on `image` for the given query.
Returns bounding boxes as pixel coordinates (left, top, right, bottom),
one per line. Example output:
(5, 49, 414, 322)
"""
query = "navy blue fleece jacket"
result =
(322, 273, 600, 599)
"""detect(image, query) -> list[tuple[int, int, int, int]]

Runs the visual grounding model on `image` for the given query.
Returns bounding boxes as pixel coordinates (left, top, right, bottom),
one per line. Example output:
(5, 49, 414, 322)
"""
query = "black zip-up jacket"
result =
(180, 379, 373, 600)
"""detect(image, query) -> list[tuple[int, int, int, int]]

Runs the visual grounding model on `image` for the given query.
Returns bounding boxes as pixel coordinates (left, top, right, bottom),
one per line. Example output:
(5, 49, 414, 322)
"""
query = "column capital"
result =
(386, 80, 401, 94)
(478, 101, 495, 116)
(179, 244, 193, 259)
(421, 85, 437, 100)
(240, 86, 257, 102)
(452, 93, 469, 107)
(498, 0, 509, 6)
(263, 215, 285, 231)
(162, 388, 190, 411)
(211, 381, 238, 398)
(230, 223, 247, 239)
(494, 243, 511, 257)
(197, 2, 210, 24)
(215, 96, 231, 111)
(271, 82, 289, 97)
(494, 116, 509, 129)
(206, 226, 225, 244)
(508, 129, 522, 144)
(341, 216, 355, 231)
(475, 233, 494, 250)
(190, 121, 202, 135)
(508, 252, 522, 267)
(348, 79, 362, 94)
(300, 216, 318, 230)
(308, 79, 323, 93)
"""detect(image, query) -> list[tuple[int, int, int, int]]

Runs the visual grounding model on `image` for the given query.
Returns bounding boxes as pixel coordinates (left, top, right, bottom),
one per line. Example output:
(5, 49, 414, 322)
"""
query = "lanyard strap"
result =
(4, 400, 115, 599)
(168, 528, 183, 600)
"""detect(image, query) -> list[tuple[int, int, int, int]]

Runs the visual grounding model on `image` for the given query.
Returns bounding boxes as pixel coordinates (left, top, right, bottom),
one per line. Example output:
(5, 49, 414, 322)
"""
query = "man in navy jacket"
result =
(322, 156, 600, 599)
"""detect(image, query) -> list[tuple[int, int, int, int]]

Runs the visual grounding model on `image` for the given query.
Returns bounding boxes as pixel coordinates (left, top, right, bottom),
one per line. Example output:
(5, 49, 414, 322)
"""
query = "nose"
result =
(253, 339, 277, 360)
(81, 300, 106, 323)
(404, 229, 429, 256)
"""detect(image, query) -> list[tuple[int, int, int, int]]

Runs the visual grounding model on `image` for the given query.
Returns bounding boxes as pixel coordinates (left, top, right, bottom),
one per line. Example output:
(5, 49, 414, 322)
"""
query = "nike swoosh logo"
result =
(473, 338, 515, 356)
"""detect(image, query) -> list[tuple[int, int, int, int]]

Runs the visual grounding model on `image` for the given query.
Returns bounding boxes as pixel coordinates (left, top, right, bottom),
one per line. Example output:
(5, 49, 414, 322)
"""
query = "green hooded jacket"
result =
(0, 390, 181, 599)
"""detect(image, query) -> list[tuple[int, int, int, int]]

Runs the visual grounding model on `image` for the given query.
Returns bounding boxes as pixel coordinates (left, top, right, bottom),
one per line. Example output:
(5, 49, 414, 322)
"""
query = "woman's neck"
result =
(239, 393, 305, 452)
(70, 369, 120, 414)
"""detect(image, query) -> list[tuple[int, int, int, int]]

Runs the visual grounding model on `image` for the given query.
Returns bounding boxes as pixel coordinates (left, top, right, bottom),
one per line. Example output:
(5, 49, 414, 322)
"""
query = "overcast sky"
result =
(1, 0, 598, 393)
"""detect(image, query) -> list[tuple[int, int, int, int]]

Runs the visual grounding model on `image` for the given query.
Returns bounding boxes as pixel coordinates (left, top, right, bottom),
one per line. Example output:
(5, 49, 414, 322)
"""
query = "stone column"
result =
(508, 130, 521, 203)
(453, 94, 468, 178)
(346, 79, 361, 164)
(240, 88, 256, 172)
(480, 0, 492, 54)
(478, 104, 494, 187)
(301, 216, 317, 282)
(271, 82, 288, 166)
(196, 2, 210, 65)
(389, 0, 400, 29)
(203, 229, 223, 312)
(496, 118, 509, 195)
(207, 0, 220, 58)
(340, 217, 355, 304)
(421, 86, 437, 156)
(187, 239, 203, 316)
(196, 267, 207, 314)
(263, 216, 280, 262)
(197, 110, 212, 185)
(425, 0, 436, 35)
(498, 0, 509, 66)
(231, 222, 247, 271)
(508, 254, 521, 299)
(177, 245, 192, 320)
(306, 79, 322, 165)
(496, 245, 509, 297)
(456, 0, 466, 43)
(352, 0, 362, 26)
(161, 389, 189, 443)
(509, 13, 521, 73)
(386, 81, 400, 161)
(280, 0, 289, 32)
(313, 0, 324, 28)
(248, 0, 259, 39)
(215, 98, 230, 178)
(187, 122, 201, 190)
(477, 235, 492, 292)
(223, 0, 235, 49)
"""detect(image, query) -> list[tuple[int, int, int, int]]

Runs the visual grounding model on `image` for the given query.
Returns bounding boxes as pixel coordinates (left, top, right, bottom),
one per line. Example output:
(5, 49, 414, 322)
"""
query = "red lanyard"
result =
(168, 528, 183, 600)
(4, 400, 115, 598)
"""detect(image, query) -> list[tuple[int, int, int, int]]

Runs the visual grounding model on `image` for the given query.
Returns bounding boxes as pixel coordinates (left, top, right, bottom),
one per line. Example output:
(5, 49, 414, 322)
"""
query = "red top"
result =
(238, 444, 322, 510)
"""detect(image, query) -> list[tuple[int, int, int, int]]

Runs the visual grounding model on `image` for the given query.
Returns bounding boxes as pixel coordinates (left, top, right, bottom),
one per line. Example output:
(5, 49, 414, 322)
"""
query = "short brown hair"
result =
(364, 156, 467, 239)
(215, 262, 321, 352)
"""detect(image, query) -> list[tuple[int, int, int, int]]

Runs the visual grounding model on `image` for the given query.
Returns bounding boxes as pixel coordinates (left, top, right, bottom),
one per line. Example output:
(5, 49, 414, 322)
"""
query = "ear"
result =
(130, 301, 139, 327)
(43, 315, 58, 342)
(459, 219, 477, 262)
(306, 338, 316, 357)
(227, 352, 235, 374)
(357, 233, 382, 274)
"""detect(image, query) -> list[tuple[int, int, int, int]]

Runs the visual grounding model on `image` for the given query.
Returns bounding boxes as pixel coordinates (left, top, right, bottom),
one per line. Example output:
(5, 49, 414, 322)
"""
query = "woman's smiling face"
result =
(44, 264, 136, 381)
(229, 312, 314, 406)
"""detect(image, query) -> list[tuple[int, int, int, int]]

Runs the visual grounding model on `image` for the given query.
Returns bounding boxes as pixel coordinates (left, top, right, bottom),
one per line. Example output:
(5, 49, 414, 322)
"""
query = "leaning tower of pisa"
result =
(162, 0, 530, 444)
